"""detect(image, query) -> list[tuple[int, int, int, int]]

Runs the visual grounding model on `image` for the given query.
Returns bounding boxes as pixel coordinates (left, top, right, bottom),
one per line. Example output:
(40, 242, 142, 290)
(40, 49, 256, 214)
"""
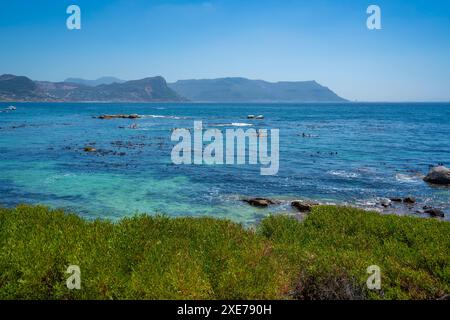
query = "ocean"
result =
(0, 102, 449, 223)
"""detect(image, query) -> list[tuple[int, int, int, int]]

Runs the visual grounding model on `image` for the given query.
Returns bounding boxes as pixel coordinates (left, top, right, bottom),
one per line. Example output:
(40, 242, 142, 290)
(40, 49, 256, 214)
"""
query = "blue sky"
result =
(0, 0, 449, 101)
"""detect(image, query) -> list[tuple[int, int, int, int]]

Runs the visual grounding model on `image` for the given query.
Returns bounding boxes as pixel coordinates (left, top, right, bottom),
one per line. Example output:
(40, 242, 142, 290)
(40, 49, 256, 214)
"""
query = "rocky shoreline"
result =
(95, 114, 141, 120)
(241, 165, 450, 219)
(241, 195, 446, 219)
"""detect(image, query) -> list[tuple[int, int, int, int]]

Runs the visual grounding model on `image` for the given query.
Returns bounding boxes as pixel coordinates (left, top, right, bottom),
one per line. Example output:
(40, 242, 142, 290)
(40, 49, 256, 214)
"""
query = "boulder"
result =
(379, 198, 391, 208)
(291, 200, 319, 213)
(424, 208, 445, 218)
(247, 115, 264, 120)
(390, 198, 402, 202)
(243, 198, 275, 208)
(403, 197, 416, 204)
(423, 166, 450, 185)
(98, 114, 141, 120)
(84, 146, 96, 153)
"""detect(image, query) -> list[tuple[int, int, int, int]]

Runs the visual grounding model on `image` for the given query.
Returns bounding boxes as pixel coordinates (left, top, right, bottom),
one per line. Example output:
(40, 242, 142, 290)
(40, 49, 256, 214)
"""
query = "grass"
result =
(0, 205, 448, 300)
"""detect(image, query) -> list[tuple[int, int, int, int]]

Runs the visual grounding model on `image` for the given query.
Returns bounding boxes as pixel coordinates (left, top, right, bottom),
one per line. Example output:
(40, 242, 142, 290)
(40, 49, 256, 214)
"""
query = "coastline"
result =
(239, 194, 447, 220)
(2, 100, 450, 104)
(1, 102, 449, 222)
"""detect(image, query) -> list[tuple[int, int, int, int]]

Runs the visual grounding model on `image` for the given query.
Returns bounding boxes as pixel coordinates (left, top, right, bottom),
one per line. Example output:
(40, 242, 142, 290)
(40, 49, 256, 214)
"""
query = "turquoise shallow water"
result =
(0, 102, 449, 223)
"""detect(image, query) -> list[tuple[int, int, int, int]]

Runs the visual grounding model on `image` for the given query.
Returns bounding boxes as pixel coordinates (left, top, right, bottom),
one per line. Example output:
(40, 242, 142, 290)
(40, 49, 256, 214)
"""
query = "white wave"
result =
(231, 122, 253, 127)
(395, 173, 422, 183)
(356, 199, 378, 207)
(143, 115, 165, 118)
(327, 170, 360, 178)
(213, 123, 253, 127)
(141, 115, 186, 120)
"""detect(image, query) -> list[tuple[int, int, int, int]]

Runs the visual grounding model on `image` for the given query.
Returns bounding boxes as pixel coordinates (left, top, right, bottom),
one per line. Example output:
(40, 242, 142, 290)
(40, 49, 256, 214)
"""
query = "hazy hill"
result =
(1, 74, 346, 103)
(0, 74, 41, 101)
(169, 77, 346, 102)
(65, 77, 126, 86)
(0, 75, 185, 102)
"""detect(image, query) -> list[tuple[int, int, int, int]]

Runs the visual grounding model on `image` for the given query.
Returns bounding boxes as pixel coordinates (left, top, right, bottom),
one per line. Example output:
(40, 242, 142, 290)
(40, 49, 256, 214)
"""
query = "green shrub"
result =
(259, 206, 450, 299)
(0, 204, 448, 300)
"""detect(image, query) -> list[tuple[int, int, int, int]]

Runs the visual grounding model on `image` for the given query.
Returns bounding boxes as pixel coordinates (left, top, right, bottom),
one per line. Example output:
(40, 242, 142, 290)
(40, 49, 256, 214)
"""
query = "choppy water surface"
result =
(1, 102, 449, 223)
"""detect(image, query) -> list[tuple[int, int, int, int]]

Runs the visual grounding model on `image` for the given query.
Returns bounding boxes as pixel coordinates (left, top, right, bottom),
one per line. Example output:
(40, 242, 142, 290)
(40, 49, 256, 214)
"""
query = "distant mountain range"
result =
(64, 77, 126, 87)
(0, 74, 184, 102)
(0, 74, 346, 102)
(169, 77, 346, 102)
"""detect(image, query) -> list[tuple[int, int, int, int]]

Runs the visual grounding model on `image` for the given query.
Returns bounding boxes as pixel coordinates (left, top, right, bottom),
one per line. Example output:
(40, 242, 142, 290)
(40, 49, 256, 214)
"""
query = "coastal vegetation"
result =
(0, 205, 448, 300)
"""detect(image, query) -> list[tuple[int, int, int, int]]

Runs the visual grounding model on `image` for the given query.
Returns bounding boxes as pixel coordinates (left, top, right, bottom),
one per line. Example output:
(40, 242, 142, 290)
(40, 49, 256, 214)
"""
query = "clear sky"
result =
(1, 0, 449, 101)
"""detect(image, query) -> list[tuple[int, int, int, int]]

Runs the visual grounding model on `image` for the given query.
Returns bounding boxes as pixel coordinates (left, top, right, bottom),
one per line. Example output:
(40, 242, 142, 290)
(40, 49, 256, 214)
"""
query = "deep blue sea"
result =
(1, 102, 449, 223)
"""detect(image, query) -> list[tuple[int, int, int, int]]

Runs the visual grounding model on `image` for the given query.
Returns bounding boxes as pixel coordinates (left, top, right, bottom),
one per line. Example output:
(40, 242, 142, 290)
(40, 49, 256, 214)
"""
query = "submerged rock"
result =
(84, 146, 97, 153)
(423, 166, 450, 185)
(424, 208, 445, 218)
(403, 197, 416, 204)
(379, 198, 392, 208)
(247, 114, 264, 120)
(291, 200, 319, 213)
(97, 114, 141, 120)
(243, 198, 275, 208)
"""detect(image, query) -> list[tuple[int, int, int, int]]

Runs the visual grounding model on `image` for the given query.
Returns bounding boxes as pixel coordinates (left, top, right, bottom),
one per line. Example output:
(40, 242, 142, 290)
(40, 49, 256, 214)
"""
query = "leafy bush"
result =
(259, 206, 450, 300)
(0, 205, 448, 300)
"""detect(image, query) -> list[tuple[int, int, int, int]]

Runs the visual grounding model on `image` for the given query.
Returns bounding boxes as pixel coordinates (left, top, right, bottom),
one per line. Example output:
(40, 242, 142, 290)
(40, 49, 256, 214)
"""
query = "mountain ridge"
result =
(0, 75, 185, 102)
(64, 76, 126, 87)
(0, 74, 347, 102)
(169, 77, 347, 102)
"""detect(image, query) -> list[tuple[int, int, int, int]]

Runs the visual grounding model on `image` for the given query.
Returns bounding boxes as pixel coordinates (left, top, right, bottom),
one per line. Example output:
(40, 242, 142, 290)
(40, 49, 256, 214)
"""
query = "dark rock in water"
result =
(97, 114, 141, 120)
(379, 199, 391, 208)
(424, 208, 445, 218)
(84, 146, 96, 153)
(243, 198, 275, 208)
(247, 114, 264, 120)
(423, 166, 450, 185)
(291, 200, 319, 213)
(390, 198, 402, 202)
(403, 197, 416, 204)
(11, 124, 27, 129)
